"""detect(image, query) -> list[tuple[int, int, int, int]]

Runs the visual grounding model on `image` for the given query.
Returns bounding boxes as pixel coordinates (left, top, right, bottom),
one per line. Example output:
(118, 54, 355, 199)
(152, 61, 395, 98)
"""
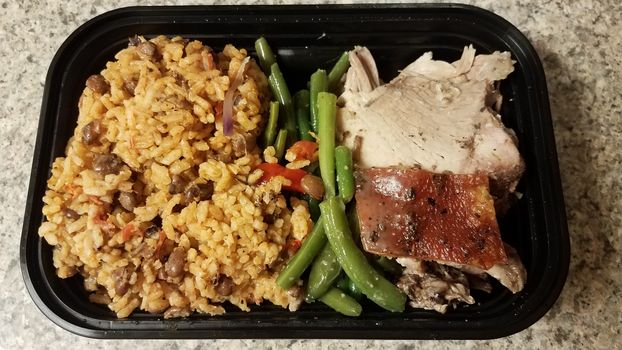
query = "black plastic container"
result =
(20, 4, 569, 339)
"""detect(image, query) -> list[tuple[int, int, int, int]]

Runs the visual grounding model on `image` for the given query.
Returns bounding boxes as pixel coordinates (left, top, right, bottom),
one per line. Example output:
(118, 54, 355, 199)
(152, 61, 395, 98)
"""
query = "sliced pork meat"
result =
(396, 259, 474, 314)
(395, 253, 525, 313)
(466, 272, 493, 293)
(343, 45, 381, 93)
(337, 45, 524, 195)
(482, 243, 527, 293)
(440, 243, 526, 294)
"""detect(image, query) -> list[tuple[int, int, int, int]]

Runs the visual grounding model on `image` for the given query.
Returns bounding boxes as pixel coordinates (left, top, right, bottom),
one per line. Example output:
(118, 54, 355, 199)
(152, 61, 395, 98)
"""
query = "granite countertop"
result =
(1, 0, 620, 349)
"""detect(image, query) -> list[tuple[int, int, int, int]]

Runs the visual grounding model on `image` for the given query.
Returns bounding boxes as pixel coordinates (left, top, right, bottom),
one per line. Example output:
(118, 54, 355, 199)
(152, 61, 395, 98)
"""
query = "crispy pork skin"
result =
(356, 167, 507, 270)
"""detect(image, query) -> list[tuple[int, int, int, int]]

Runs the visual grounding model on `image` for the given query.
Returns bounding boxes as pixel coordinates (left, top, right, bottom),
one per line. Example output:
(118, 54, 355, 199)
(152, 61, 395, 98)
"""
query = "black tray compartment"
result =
(21, 4, 569, 339)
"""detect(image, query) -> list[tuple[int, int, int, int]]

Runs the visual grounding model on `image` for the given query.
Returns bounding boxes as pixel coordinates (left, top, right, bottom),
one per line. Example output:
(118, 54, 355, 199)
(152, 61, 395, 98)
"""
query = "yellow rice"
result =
(38, 36, 310, 318)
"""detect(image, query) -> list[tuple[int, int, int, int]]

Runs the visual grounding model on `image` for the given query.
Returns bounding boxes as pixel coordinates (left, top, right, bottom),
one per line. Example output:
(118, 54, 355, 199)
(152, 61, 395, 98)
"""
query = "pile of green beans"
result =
(257, 37, 406, 316)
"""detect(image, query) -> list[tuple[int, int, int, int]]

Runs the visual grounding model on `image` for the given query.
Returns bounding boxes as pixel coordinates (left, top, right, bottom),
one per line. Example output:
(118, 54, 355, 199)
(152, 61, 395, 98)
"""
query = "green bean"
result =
(320, 197, 406, 312)
(347, 277, 364, 301)
(336, 274, 364, 301)
(328, 51, 350, 92)
(276, 218, 326, 289)
(262, 101, 280, 147)
(374, 256, 404, 277)
(335, 146, 355, 203)
(317, 92, 337, 197)
(269, 63, 296, 145)
(306, 244, 342, 300)
(335, 273, 349, 291)
(319, 287, 362, 317)
(309, 69, 328, 132)
(304, 195, 321, 221)
(268, 75, 279, 114)
(254, 37, 277, 74)
(294, 90, 313, 141)
(274, 129, 288, 160)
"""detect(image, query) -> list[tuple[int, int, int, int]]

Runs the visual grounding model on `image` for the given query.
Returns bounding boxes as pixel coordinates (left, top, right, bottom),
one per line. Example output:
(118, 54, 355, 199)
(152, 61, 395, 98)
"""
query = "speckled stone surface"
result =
(1, 0, 620, 349)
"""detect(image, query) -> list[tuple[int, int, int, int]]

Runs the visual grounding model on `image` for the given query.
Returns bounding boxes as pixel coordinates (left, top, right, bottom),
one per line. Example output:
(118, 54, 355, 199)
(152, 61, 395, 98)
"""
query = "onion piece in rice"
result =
(223, 56, 251, 135)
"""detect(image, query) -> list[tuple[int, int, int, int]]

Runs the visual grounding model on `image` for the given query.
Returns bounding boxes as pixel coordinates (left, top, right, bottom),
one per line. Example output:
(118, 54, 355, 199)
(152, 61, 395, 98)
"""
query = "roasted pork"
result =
(339, 46, 528, 312)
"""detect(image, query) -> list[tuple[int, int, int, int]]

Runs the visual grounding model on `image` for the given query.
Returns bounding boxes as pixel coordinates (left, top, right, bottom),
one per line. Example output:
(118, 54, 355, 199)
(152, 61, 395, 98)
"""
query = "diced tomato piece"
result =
(286, 239, 302, 254)
(121, 224, 138, 242)
(287, 140, 318, 161)
(256, 163, 307, 193)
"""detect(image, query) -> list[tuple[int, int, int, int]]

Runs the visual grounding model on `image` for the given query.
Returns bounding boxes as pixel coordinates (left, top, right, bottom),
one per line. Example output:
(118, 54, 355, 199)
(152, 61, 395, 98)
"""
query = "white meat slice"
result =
(343, 45, 381, 93)
(337, 45, 524, 194)
(484, 243, 527, 293)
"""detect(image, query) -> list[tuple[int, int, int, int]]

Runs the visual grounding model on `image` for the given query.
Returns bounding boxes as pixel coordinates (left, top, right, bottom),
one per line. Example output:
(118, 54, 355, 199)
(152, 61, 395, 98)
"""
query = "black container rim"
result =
(21, 3, 570, 340)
